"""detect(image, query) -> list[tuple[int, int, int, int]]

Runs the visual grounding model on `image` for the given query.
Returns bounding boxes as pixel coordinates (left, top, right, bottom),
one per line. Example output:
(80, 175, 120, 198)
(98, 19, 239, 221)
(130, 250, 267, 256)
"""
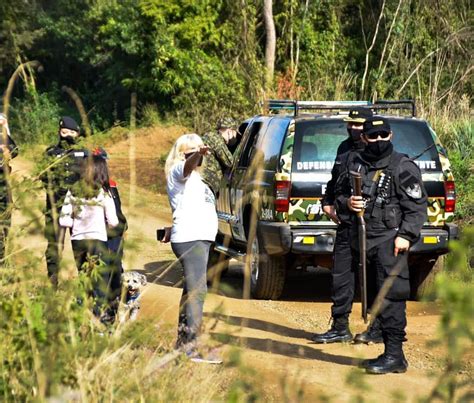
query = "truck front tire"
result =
(247, 228, 286, 299)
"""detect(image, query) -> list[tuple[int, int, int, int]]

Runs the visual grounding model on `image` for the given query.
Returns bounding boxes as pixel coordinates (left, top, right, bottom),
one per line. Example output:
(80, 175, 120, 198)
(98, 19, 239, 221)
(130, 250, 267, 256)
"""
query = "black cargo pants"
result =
(45, 197, 67, 283)
(0, 181, 12, 262)
(331, 224, 379, 322)
(352, 238, 409, 347)
(330, 225, 356, 319)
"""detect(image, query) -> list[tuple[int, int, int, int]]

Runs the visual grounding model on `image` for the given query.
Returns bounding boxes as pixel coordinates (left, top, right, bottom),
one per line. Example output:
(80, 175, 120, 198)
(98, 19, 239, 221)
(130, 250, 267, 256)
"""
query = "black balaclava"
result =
(58, 116, 80, 147)
(60, 135, 77, 146)
(362, 140, 393, 162)
(361, 117, 394, 162)
(347, 128, 365, 151)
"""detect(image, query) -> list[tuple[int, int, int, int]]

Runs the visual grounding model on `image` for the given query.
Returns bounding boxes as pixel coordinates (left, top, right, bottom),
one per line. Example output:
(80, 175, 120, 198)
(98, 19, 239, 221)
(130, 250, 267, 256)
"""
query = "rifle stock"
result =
(350, 171, 368, 323)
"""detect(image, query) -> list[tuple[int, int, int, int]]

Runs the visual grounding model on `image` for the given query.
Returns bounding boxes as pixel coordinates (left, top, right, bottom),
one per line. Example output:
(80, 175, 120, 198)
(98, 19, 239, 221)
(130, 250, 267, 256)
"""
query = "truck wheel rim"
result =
(250, 236, 259, 286)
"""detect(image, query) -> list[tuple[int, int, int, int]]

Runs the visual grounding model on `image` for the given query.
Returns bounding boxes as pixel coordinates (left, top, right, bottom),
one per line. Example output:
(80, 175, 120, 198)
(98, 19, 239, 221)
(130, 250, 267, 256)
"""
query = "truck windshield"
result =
(292, 118, 440, 172)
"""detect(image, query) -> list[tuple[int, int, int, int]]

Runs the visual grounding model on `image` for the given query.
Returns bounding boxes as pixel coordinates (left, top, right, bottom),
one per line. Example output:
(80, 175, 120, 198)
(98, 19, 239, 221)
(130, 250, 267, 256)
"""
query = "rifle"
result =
(350, 170, 368, 324)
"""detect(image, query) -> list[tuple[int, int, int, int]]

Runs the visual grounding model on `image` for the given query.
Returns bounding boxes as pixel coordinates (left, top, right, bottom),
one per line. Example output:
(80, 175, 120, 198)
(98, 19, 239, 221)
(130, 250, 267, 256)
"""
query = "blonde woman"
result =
(164, 134, 220, 362)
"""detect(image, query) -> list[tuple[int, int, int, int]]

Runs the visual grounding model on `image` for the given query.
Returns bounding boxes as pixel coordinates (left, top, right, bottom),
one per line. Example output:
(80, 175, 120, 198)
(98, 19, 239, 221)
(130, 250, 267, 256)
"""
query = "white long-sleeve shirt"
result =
(59, 189, 119, 241)
(166, 161, 217, 243)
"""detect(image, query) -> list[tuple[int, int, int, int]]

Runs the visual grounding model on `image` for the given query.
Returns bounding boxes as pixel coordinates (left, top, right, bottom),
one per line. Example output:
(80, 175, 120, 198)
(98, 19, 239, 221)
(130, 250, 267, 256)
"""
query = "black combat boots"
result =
(310, 316, 353, 344)
(353, 317, 383, 344)
(364, 341, 408, 374)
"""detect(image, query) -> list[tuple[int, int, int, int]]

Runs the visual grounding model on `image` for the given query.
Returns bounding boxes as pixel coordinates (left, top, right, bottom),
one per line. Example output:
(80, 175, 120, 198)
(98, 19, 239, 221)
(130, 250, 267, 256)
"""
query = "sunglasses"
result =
(365, 131, 390, 140)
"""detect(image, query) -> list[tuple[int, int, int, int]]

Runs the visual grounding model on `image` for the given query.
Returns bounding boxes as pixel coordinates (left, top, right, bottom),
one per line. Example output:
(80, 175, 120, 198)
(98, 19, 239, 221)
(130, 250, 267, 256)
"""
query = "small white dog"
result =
(119, 271, 147, 324)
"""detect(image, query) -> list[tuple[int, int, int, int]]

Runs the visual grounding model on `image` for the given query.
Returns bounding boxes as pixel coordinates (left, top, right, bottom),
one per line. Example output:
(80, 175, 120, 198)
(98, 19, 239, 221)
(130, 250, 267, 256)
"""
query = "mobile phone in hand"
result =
(157, 228, 166, 242)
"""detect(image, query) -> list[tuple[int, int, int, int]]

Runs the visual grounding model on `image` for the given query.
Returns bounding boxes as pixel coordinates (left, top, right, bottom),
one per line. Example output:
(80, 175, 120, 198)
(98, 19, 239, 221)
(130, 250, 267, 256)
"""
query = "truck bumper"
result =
(410, 223, 459, 254)
(258, 222, 336, 255)
(258, 222, 459, 256)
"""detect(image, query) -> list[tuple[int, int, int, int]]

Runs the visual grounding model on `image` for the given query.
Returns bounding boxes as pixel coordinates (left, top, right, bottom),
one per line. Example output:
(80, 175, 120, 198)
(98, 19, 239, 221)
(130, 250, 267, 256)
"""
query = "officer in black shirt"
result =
(42, 116, 87, 286)
(335, 117, 427, 374)
(312, 107, 380, 344)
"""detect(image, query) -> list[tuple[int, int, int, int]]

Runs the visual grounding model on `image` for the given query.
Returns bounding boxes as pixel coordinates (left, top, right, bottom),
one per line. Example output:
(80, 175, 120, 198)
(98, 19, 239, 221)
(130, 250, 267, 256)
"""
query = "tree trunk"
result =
(263, 0, 276, 91)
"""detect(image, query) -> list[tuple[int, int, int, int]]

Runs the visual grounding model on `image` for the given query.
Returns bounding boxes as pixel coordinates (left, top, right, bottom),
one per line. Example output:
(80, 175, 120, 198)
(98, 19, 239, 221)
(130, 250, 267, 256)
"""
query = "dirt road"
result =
(10, 135, 452, 401)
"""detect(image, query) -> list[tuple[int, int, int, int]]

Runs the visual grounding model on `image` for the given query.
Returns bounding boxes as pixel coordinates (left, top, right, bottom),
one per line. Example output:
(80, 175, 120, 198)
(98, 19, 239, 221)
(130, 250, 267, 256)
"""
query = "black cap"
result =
(343, 107, 373, 123)
(59, 116, 80, 132)
(363, 117, 391, 136)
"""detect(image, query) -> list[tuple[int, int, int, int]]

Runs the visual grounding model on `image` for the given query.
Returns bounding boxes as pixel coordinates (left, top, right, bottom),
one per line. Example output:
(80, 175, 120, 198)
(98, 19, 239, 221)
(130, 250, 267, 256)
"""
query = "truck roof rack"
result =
(372, 99, 416, 117)
(265, 100, 371, 116)
(265, 99, 416, 117)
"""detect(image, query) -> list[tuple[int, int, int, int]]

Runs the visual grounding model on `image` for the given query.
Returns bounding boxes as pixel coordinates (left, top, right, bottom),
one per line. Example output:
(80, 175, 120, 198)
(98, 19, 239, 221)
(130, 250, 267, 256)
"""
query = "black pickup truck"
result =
(210, 100, 458, 300)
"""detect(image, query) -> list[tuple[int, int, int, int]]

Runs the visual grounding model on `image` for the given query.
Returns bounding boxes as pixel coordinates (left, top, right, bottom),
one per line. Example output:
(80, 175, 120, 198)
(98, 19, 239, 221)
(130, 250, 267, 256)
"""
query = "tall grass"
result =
(425, 228, 474, 402)
(0, 164, 257, 402)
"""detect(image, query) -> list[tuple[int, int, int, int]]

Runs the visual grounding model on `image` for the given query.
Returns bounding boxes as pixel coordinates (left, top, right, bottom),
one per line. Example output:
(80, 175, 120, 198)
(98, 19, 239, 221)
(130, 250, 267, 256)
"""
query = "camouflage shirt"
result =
(201, 130, 233, 196)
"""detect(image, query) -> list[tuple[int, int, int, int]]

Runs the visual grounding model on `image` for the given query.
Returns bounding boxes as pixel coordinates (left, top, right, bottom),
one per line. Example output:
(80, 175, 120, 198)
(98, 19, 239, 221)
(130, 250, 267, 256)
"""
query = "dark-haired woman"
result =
(91, 146, 128, 321)
(59, 156, 118, 316)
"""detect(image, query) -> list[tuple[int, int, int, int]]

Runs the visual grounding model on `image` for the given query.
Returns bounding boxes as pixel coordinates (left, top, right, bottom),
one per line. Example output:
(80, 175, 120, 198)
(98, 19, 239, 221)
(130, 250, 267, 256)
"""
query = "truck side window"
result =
(238, 122, 262, 168)
(258, 118, 290, 170)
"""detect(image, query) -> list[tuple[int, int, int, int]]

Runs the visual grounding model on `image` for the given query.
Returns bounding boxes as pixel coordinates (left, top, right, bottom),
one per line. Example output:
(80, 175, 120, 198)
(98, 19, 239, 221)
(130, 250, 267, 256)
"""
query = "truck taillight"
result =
(275, 180, 291, 212)
(444, 181, 456, 213)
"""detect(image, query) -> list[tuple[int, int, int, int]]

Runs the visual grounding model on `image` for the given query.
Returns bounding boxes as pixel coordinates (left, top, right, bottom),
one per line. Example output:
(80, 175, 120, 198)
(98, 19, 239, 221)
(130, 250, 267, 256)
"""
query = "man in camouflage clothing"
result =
(201, 117, 238, 197)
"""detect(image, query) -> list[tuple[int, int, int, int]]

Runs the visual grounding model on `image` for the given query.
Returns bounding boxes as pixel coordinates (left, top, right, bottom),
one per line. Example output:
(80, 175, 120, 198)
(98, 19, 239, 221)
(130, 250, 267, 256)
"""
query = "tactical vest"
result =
(335, 151, 409, 231)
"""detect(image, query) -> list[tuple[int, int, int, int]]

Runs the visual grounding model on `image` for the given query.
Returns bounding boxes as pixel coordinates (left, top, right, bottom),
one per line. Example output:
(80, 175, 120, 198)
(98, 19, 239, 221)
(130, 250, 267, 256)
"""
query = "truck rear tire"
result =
(409, 255, 444, 300)
(248, 229, 286, 299)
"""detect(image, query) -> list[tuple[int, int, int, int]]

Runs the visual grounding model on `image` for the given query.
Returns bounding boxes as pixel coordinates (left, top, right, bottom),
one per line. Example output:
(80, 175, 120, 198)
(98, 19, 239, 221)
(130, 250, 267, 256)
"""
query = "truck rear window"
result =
(292, 118, 440, 172)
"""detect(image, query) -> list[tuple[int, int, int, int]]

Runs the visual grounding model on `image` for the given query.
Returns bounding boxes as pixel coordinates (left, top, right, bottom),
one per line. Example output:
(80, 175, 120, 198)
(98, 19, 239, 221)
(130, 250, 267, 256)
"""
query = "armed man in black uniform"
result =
(312, 107, 383, 344)
(334, 116, 427, 374)
(42, 116, 87, 286)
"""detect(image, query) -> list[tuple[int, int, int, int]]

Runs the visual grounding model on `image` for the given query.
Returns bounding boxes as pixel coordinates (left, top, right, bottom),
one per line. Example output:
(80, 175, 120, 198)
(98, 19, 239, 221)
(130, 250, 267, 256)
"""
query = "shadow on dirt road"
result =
(206, 312, 314, 340)
(143, 259, 334, 302)
(211, 332, 360, 366)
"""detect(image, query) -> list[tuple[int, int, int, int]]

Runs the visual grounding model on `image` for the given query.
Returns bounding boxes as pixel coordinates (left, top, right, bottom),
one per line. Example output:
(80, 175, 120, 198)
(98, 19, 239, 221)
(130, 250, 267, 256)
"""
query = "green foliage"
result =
(140, 103, 163, 128)
(425, 227, 474, 402)
(0, 1, 44, 76)
(9, 87, 63, 145)
(1, 0, 471, 133)
(0, 266, 104, 398)
(435, 118, 474, 224)
(441, 119, 474, 160)
(448, 151, 474, 224)
(139, 0, 261, 131)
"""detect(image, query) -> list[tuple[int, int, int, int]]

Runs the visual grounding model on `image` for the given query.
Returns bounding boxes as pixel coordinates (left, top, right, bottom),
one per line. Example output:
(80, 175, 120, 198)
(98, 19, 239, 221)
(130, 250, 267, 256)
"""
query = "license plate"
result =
(423, 236, 438, 244)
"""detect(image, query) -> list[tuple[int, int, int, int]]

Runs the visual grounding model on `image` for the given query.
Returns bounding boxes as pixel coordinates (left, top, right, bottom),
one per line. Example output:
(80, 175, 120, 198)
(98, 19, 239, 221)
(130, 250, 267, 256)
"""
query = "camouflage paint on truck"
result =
(425, 127, 455, 225)
(288, 198, 332, 223)
(274, 120, 295, 223)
